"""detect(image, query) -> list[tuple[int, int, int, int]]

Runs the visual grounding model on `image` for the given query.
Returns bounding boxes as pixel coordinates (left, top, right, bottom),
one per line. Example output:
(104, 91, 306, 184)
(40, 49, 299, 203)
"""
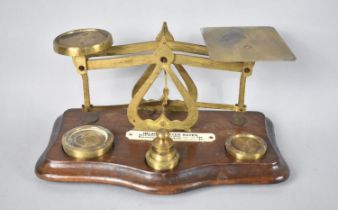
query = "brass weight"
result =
(225, 133, 267, 161)
(62, 125, 114, 159)
(145, 129, 180, 171)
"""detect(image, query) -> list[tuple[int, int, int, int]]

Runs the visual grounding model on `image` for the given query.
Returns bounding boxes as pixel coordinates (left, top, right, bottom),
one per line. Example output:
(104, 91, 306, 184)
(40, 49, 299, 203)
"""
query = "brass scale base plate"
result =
(35, 108, 289, 194)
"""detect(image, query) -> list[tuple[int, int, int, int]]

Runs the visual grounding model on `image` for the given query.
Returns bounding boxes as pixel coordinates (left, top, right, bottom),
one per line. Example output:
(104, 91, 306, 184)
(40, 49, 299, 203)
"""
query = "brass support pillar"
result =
(72, 56, 92, 112)
(81, 73, 91, 112)
(236, 62, 254, 112)
(238, 72, 247, 108)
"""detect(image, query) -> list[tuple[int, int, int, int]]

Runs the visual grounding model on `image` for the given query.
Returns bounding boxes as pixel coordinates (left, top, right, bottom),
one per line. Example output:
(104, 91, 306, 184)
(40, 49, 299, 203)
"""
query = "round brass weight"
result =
(53, 28, 113, 56)
(62, 125, 114, 159)
(225, 133, 267, 161)
(145, 129, 180, 171)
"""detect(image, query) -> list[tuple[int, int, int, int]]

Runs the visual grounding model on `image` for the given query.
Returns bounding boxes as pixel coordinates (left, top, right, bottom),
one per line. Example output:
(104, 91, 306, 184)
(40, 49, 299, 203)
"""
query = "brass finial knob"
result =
(145, 129, 179, 171)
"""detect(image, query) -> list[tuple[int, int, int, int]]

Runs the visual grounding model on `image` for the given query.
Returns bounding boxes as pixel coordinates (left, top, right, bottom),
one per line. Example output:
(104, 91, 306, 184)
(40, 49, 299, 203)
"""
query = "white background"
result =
(1, 0, 338, 209)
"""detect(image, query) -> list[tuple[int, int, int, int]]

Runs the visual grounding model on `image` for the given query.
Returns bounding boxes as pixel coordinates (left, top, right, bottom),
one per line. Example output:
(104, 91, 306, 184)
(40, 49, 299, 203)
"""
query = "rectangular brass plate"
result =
(126, 130, 216, 142)
(201, 26, 296, 62)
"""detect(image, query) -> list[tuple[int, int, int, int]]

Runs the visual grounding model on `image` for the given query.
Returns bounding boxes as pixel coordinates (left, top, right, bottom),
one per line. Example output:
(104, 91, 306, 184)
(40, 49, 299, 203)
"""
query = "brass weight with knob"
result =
(145, 129, 180, 171)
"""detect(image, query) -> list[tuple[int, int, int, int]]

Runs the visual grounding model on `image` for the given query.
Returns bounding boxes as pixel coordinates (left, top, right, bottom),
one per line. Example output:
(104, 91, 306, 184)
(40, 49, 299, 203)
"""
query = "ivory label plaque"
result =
(126, 130, 216, 142)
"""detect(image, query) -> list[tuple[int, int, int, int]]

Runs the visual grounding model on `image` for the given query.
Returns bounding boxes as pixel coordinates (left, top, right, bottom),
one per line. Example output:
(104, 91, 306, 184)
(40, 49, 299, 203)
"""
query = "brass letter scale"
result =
(36, 22, 295, 194)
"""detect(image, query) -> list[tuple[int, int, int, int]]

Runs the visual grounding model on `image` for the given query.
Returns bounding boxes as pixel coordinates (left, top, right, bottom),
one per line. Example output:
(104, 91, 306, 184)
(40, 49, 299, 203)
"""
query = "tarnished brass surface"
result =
(145, 129, 179, 171)
(66, 23, 252, 126)
(62, 125, 113, 159)
(54, 28, 112, 56)
(126, 23, 199, 131)
(202, 27, 296, 62)
(54, 22, 295, 131)
(225, 133, 267, 160)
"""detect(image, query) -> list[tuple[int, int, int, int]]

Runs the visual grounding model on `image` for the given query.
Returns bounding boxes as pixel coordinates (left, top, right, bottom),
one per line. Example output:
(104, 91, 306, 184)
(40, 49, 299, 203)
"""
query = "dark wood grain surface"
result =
(35, 108, 289, 194)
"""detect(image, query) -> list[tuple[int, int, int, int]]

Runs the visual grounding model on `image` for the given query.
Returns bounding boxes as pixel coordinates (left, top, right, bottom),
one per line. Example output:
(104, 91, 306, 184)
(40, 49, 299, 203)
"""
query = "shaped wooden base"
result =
(35, 108, 289, 194)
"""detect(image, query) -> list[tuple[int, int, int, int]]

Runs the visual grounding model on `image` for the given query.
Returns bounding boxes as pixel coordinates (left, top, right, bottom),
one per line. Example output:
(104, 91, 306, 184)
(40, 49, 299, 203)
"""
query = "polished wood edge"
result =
(35, 110, 289, 195)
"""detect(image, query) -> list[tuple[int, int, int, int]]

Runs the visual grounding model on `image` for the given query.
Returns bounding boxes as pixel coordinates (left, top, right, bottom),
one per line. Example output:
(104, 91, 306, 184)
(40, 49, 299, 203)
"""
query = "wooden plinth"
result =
(35, 108, 289, 194)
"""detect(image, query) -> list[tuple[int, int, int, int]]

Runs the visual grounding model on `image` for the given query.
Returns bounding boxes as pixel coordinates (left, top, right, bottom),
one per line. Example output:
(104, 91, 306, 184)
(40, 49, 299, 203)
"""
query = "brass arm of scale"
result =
(88, 98, 239, 112)
(166, 41, 209, 55)
(173, 54, 244, 72)
(101, 41, 204, 56)
(102, 42, 159, 56)
(87, 54, 156, 69)
(128, 100, 238, 112)
(89, 41, 208, 57)
(85, 53, 245, 72)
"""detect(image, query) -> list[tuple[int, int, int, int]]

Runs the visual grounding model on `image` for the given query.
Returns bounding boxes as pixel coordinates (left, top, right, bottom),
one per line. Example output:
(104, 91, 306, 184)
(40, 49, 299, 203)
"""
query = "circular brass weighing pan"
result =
(62, 125, 113, 159)
(53, 28, 113, 56)
(225, 133, 267, 161)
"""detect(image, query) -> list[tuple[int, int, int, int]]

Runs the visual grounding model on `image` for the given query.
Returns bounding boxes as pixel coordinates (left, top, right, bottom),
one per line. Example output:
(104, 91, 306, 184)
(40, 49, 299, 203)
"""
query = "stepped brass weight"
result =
(35, 22, 295, 194)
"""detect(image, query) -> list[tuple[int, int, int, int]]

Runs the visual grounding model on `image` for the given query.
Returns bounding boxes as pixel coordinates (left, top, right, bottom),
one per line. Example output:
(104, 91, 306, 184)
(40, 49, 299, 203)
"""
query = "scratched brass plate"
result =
(225, 133, 267, 160)
(54, 28, 112, 56)
(201, 27, 296, 62)
(62, 125, 113, 159)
